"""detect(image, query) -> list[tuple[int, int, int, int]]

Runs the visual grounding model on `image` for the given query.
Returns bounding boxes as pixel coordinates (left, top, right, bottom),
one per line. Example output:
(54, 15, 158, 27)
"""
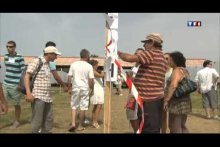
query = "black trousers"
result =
(138, 98, 163, 133)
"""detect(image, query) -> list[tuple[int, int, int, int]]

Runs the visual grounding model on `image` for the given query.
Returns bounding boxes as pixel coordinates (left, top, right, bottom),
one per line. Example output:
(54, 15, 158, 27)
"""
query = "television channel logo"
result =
(187, 21, 202, 27)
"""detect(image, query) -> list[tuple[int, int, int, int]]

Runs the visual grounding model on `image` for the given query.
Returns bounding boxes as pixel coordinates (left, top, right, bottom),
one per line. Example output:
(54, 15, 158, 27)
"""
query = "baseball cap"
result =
(141, 33, 163, 44)
(44, 46, 61, 55)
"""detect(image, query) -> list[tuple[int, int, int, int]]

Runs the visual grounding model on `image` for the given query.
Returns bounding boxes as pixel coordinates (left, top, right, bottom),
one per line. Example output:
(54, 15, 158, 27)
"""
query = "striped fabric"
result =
(3, 53, 25, 85)
(134, 49, 167, 100)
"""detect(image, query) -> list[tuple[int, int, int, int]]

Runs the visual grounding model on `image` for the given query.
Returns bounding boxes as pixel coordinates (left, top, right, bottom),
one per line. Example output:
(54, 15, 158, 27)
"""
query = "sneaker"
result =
(84, 118, 90, 125)
(10, 121, 20, 129)
(213, 116, 220, 120)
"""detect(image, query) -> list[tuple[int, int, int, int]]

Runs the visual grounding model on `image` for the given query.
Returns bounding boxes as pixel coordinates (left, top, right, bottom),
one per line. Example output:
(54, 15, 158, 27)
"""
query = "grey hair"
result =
(80, 49, 90, 58)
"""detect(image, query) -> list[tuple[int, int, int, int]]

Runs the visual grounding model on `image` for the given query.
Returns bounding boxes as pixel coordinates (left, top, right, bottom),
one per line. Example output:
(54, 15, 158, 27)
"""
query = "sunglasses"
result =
(6, 45, 14, 48)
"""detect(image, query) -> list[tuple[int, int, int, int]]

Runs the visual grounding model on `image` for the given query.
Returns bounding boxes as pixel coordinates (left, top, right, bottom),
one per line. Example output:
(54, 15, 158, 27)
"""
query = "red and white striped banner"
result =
(105, 13, 144, 134)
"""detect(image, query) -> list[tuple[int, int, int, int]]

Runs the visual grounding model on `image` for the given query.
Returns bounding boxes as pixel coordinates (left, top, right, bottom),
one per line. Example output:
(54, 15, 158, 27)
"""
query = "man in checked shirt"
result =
(24, 46, 61, 133)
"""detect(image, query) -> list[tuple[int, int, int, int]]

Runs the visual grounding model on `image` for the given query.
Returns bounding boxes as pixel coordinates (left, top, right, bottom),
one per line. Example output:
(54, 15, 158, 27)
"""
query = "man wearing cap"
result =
(24, 46, 61, 133)
(44, 41, 68, 92)
(195, 60, 219, 120)
(118, 33, 167, 133)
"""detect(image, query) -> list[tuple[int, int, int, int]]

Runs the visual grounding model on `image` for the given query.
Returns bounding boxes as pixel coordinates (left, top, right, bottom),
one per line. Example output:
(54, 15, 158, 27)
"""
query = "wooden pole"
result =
(104, 81, 111, 133)
(104, 21, 111, 133)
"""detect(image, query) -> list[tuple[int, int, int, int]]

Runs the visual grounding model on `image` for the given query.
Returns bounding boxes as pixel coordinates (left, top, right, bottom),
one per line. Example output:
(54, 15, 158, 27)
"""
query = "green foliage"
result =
(90, 54, 99, 57)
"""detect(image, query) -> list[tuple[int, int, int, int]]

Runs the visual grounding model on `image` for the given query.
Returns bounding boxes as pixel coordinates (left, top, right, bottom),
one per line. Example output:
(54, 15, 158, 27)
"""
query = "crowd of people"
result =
(0, 33, 219, 133)
(119, 33, 219, 133)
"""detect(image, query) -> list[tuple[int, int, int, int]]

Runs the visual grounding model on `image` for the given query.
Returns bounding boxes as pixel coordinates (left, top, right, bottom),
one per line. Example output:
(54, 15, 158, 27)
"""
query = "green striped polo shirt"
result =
(3, 53, 25, 85)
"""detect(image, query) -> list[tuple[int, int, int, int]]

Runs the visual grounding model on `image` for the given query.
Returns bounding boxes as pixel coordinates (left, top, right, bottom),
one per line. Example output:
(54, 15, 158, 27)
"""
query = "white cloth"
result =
(164, 68, 173, 88)
(126, 66, 139, 120)
(68, 61, 94, 90)
(126, 94, 138, 120)
(131, 65, 139, 78)
(195, 67, 219, 93)
(90, 78, 104, 104)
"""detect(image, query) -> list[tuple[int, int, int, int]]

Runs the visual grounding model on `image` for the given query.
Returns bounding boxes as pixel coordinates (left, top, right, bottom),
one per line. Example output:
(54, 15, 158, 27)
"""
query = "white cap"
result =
(44, 46, 61, 55)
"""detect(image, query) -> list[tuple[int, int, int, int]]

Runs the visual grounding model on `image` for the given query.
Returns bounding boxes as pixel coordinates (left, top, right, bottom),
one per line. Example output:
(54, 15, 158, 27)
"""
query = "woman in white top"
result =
(88, 60, 105, 128)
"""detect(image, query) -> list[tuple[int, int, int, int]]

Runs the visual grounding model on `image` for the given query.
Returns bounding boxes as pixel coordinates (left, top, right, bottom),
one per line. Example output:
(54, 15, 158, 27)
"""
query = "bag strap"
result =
(177, 67, 189, 81)
(32, 58, 43, 82)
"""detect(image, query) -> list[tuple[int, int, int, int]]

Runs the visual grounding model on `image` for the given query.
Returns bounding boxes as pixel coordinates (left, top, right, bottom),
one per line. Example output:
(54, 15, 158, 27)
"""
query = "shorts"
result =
(202, 87, 218, 109)
(126, 94, 138, 120)
(70, 88, 90, 111)
(126, 104, 138, 120)
(2, 83, 23, 106)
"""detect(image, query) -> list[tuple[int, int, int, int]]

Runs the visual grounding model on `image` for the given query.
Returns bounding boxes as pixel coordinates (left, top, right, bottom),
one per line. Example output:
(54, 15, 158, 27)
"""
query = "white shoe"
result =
(10, 121, 20, 129)
(213, 116, 220, 120)
(84, 118, 90, 125)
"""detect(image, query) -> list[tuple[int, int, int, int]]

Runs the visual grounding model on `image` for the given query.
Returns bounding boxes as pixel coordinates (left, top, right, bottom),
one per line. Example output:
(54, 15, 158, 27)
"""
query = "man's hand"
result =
(0, 102, 8, 115)
(163, 101, 169, 111)
(63, 85, 68, 92)
(25, 93, 34, 102)
(68, 88, 72, 95)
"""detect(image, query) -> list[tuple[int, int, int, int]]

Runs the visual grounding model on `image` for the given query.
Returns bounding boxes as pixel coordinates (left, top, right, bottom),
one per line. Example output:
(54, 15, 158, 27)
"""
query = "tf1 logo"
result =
(187, 21, 202, 27)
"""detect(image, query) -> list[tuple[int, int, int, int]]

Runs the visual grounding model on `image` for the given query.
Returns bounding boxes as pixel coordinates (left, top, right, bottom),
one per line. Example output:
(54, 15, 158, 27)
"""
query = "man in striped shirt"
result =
(118, 33, 167, 133)
(2, 40, 25, 128)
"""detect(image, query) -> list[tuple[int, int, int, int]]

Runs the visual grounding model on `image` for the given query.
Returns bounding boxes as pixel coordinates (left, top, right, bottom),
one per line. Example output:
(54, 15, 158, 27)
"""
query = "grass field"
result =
(0, 86, 219, 133)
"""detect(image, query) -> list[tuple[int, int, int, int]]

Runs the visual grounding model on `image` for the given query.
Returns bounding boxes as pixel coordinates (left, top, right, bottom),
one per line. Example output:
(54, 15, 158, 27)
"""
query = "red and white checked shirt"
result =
(26, 57, 52, 103)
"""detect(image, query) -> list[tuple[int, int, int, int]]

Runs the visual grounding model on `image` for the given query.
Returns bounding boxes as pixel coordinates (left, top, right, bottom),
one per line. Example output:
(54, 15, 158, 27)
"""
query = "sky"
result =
(0, 13, 219, 70)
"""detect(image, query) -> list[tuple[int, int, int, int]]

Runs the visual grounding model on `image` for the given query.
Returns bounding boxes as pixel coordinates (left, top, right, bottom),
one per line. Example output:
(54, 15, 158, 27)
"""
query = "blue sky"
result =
(0, 13, 219, 68)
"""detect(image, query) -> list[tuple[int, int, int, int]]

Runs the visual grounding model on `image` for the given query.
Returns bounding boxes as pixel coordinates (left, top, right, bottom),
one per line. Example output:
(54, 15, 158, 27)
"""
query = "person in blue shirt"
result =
(45, 41, 68, 92)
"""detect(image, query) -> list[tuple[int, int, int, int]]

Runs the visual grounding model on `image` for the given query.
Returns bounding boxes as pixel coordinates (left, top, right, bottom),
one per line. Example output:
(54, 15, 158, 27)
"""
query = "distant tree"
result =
(90, 54, 99, 57)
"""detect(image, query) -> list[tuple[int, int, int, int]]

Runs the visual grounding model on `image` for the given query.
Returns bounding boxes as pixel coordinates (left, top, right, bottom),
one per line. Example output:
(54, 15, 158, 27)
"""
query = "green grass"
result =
(191, 86, 220, 116)
(191, 92, 207, 117)
(0, 86, 219, 133)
